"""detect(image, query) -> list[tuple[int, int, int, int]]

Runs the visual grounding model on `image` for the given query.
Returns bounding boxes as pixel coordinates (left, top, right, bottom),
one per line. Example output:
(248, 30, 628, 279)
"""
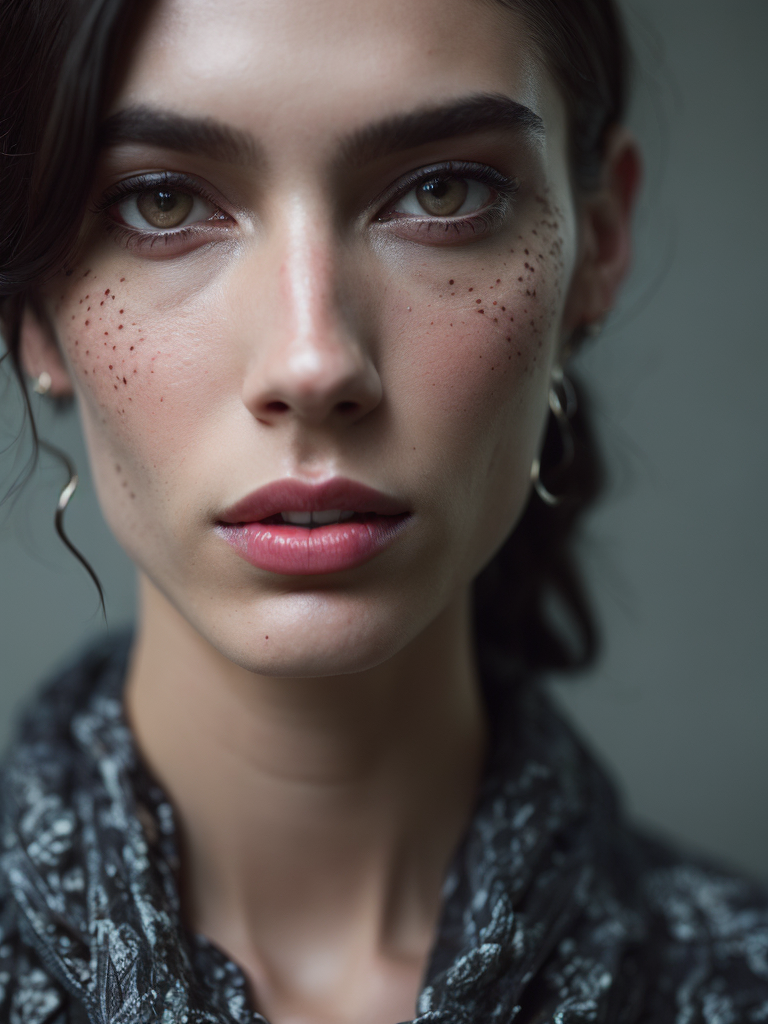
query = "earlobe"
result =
(19, 302, 75, 397)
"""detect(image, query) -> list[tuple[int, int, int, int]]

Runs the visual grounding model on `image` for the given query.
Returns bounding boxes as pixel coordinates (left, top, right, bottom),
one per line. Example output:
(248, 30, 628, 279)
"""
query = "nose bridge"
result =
(282, 204, 340, 366)
(245, 198, 380, 426)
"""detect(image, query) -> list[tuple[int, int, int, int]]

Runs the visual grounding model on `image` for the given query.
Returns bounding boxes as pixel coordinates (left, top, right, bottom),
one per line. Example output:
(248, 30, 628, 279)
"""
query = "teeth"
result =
(279, 509, 356, 526)
(281, 511, 312, 525)
(313, 509, 346, 525)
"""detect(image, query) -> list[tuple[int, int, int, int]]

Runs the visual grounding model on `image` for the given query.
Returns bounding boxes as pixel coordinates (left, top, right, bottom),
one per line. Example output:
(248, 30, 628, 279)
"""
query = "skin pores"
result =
(39, 0, 579, 676)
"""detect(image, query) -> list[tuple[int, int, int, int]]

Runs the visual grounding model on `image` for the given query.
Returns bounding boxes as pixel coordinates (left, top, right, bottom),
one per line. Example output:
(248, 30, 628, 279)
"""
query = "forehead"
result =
(114, 0, 565, 156)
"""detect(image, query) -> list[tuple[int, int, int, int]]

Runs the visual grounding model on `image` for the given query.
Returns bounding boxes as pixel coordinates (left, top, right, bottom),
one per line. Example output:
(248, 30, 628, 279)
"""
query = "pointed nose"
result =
(242, 214, 382, 428)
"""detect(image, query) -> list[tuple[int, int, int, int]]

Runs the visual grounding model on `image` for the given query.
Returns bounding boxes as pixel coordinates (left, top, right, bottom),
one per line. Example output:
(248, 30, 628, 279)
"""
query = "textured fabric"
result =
(1, 636, 767, 1024)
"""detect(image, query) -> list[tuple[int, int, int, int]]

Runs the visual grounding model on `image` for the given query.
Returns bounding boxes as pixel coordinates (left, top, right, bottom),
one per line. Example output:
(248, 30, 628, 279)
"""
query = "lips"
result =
(215, 477, 411, 575)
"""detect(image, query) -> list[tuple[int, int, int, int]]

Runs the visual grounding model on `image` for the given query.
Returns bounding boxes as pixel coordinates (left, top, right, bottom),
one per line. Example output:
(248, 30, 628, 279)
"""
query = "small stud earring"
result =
(33, 371, 52, 395)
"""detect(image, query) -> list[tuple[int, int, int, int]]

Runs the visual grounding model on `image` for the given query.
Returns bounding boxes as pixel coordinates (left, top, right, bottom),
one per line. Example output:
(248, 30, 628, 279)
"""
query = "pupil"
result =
(423, 179, 449, 198)
(154, 191, 177, 211)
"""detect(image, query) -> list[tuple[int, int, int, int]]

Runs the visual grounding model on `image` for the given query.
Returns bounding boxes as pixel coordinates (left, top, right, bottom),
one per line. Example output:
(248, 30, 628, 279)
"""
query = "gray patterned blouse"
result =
(1, 635, 767, 1023)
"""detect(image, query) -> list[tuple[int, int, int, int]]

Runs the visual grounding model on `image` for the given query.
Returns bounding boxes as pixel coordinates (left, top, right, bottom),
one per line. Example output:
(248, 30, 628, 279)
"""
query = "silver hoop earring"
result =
(33, 371, 52, 395)
(531, 366, 577, 507)
(37, 441, 106, 617)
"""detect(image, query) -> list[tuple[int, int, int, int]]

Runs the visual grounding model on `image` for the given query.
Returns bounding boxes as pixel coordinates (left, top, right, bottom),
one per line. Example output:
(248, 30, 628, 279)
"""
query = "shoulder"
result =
(635, 835, 768, 1021)
(0, 877, 69, 1024)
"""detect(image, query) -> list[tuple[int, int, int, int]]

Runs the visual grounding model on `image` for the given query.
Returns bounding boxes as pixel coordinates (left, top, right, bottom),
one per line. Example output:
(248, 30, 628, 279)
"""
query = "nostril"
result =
(265, 400, 290, 413)
(336, 401, 358, 414)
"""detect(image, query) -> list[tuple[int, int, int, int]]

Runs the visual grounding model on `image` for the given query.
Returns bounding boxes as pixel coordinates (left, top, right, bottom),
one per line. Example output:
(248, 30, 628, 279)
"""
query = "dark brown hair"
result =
(0, 0, 630, 674)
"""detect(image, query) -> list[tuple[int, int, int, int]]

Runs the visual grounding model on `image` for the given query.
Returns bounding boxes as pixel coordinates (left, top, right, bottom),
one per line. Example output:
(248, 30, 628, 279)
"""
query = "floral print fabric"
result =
(1, 635, 767, 1023)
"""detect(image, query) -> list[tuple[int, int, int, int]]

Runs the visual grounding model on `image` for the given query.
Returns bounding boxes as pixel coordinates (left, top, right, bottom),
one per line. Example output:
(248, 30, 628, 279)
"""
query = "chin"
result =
(189, 586, 426, 679)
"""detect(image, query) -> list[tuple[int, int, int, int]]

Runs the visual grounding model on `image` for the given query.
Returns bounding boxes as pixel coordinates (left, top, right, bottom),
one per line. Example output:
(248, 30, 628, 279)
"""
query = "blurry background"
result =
(1, 0, 766, 881)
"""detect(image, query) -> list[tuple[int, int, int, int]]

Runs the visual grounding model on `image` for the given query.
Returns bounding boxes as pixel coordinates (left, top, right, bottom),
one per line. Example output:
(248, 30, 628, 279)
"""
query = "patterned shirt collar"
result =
(1, 635, 644, 1023)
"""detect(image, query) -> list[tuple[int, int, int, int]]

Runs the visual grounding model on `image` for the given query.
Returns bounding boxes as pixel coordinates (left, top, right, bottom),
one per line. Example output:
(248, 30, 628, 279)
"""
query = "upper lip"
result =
(218, 477, 410, 524)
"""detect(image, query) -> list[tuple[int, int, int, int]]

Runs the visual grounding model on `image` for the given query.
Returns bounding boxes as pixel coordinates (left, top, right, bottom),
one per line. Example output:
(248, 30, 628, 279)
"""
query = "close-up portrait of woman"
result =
(1, 0, 766, 1021)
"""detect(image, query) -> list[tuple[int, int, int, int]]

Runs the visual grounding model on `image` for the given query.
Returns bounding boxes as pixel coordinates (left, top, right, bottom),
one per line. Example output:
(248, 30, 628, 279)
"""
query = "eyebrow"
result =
(98, 92, 544, 170)
(98, 106, 262, 165)
(339, 93, 545, 167)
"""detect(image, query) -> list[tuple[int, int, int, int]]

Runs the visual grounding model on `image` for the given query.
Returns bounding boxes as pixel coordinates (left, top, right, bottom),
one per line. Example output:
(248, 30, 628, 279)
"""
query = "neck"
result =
(125, 575, 487, 1023)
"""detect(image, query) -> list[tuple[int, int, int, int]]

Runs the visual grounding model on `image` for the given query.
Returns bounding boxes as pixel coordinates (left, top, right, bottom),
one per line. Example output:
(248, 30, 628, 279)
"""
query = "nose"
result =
(242, 213, 382, 428)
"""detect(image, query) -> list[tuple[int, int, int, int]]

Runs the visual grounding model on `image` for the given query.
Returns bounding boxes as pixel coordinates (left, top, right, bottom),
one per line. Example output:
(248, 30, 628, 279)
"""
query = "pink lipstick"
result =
(216, 478, 411, 576)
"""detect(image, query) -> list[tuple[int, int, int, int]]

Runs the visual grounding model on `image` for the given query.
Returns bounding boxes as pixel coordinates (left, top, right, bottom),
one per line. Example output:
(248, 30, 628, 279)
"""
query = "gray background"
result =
(1, 0, 766, 881)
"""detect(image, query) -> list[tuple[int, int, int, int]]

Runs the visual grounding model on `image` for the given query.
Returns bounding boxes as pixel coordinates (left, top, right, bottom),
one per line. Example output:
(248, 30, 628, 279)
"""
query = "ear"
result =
(563, 128, 642, 340)
(19, 302, 75, 397)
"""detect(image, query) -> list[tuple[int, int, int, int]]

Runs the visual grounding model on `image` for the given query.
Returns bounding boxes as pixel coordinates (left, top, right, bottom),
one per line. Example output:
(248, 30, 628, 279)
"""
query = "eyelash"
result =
(95, 172, 233, 253)
(96, 162, 518, 254)
(376, 161, 519, 240)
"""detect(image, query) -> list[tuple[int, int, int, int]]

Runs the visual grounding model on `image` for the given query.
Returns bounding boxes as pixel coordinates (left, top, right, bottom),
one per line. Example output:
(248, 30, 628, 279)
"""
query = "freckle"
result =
(113, 345, 116, 350)
(493, 301, 497, 306)
(114, 384, 118, 390)
(130, 346, 134, 351)
(85, 350, 89, 354)
(133, 369, 137, 373)
(475, 299, 482, 304)
(506, 336, 511, 341)
(85, 320, 89, 325)
(525, 249, 529, 255)
(119, 309, 124, 313)
(496, 279, 501, 283)
(109, 365, 113, 369)
(518, 277, 523, 282)
(449, 279, 454, 285)
(501, 307, 506, 311)
(105, 289, 110, 295)
(160, 397, 163, 402)
(130, 492, 135, 499)
(120, 278, 125, 282)
(75, 340, 79, 346)
(123, 377, 127, 384)
(87, 307, 90, 311)
(468, 287, 473, 292)
(100, 301, 104, 306)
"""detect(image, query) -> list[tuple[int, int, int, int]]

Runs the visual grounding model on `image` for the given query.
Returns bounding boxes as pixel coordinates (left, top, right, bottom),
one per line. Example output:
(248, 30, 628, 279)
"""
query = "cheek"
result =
(390, 241, 563, 446)
(50, 267, 220, 530)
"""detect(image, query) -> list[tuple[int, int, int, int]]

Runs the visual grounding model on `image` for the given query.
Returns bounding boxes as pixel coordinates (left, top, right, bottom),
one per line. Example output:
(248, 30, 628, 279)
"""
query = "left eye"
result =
(115, 188, 218, 230)
(392, 176, 492, 218)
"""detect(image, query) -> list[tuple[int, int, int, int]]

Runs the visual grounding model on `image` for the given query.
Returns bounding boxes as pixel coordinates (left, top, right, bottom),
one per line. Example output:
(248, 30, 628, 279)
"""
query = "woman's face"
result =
(38, 0, 589, 674)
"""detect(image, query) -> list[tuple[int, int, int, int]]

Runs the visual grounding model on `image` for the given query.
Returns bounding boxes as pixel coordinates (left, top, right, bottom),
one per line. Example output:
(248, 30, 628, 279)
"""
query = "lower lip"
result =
(216, 515, 411, 576)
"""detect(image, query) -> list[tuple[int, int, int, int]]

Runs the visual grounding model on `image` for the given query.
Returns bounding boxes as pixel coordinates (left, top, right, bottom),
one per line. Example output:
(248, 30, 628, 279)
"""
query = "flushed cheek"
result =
(380, 257, 564, 572)
(393, 263, 560, 440)
(51, 270, 225, 542)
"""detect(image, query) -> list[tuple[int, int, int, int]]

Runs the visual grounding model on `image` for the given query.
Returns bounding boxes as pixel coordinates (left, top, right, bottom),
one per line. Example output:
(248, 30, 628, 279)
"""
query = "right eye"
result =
(113, 188, 220, 231)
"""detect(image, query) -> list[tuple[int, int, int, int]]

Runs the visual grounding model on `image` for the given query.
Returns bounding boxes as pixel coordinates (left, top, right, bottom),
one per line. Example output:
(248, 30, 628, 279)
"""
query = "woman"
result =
(0, 0, 766, 1021)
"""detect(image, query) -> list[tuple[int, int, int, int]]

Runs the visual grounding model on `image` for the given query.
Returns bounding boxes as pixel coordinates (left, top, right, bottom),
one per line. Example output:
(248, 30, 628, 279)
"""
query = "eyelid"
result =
(374, 160, 518, 220)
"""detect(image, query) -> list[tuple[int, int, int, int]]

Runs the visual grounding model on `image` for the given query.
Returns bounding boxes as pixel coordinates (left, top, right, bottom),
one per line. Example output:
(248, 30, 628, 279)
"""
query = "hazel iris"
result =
(416, 177, 468, 216)
(137, 190, 193, 229)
